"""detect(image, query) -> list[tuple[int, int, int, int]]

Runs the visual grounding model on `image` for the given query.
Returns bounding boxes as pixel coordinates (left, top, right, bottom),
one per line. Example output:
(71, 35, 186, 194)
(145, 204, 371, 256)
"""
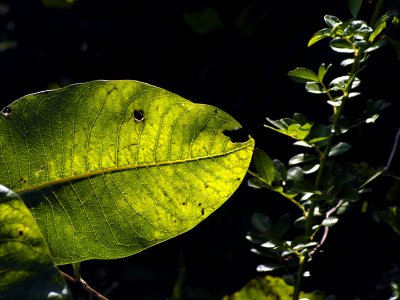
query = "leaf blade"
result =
(0, 80, 255, 264)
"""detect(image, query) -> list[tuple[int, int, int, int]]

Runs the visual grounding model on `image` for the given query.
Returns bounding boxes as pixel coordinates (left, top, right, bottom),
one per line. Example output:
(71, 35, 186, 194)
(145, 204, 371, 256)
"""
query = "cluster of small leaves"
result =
(246, 4, 400, 298)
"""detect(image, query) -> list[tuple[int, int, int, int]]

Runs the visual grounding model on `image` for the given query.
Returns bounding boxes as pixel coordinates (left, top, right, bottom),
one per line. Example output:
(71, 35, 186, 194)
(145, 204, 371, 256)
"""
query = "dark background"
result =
(2, 1, 400, 299)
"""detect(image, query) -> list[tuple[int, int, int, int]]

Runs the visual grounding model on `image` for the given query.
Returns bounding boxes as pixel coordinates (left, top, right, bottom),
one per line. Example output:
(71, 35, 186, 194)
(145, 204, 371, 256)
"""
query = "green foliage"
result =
(247, 1, 400, 299)
(0, 80, 254, 295)
(0, 184, 71, 299)
(222, 275, 325, 300)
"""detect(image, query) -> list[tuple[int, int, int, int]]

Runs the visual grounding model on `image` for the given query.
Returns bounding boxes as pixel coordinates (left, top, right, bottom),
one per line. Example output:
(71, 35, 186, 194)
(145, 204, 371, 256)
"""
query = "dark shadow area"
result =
(3, 0, 400, 299)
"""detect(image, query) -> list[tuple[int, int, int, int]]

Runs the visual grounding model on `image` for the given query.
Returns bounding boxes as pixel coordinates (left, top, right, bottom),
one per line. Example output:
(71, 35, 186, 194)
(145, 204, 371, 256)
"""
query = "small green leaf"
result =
(287, 167, 303, 182)
(329, 142, 352, 156)
(305, 82, 326, 94)
(370, 13, 389, 42)
(288, 67, 319, 83)
(330, 38, 355, 53)
(302, 162, 320, 174)
(223, 275, 325, 300)
(289, 153, 318, 165)
(257, 263, 282, 272)
(344, 20, 372, 36)
(317, 63, 331, 81)
(253, 148, 275, 185)
(251, 213, 273, 233)
(329, 75, 360, 91)
(349, 0, 362, 18)
(308, 28, 331, 47)
(321, 216, 339, 227)
(324, 15, 342, 28)
(0, 185, 71, 299)
(292, 241, 318, 250)
(340, 58, 355, 67)
(261, 241, 277, 249)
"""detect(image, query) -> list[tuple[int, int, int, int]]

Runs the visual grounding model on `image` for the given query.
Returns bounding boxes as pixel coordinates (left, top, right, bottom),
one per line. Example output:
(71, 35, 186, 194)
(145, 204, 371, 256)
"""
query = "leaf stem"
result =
(292, 255, 306, 300)
(61, 270, 109, 300)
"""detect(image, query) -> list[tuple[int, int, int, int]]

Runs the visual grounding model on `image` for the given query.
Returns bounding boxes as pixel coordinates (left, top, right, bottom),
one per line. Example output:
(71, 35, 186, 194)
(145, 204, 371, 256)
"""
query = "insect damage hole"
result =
(1, 106, 12, 117)
(223, 128, 249, 143)
(133, 109, 145, 122)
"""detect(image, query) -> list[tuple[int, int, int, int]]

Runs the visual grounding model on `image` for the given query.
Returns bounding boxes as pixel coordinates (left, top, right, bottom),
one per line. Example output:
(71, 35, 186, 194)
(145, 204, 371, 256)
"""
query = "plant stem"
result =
(292, 49, 363, 300)
(292, 255, 306, 300)
(61, 270, 109, 300)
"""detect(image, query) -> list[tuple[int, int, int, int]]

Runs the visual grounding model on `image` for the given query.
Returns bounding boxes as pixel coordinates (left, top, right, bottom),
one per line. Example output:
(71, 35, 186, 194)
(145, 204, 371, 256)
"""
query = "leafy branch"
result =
(246, 0, 400, 299)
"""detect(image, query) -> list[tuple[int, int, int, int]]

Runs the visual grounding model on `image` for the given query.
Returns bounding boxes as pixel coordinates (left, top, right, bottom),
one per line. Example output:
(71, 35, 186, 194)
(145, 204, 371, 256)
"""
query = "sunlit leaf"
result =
(370, 13, 389, 41)
(289, 153, 318, 165)
(305, 82, 326, 94)
(328, 142, 352, 157)
(317, 63, 331, 82)
(287, 67, 318, 83)
(223, 275, 325, 300)
(321, 216, 339, 227)
(308, 28, 331, 47)
(257, 263, 282, 272)
(0, 185, 71, 299)
(340, 58, 355, 67)
(344, 20, 372, 36)
(329, 75, 360, 91)
(324, 15, 342, 28)
(330, 38, 355, 53)
(0, 80, 255, 265)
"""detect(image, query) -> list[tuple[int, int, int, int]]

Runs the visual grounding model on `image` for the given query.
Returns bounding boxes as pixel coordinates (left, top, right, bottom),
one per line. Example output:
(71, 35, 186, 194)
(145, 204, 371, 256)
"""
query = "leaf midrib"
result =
(17, 140, 253, 195)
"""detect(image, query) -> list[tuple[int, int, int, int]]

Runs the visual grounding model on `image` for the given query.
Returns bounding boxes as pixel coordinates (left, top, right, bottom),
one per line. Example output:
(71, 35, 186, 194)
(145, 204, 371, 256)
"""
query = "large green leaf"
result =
(0, 184, 71, 299)
(0, 80, 254, 264)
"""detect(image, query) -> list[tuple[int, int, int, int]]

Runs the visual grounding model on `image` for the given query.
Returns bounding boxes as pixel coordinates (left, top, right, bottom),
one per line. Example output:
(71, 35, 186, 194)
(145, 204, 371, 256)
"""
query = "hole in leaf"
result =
(2, 106, 12, 117)
(223, 128, 249, 143)
(18, 230, 23, 236)
(133, 109, 145, 122)
(201, 208, 205, 215)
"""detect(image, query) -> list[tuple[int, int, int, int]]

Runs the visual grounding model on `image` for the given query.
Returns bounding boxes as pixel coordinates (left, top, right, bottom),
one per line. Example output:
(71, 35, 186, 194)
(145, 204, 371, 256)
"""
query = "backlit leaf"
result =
(308, 28, 331, 47)
(324, 15, 342, 28)
(223, 275, 325, 300)
(0, 80, 255, 264)
(253, 148, 275, 185)
(0, 185, 71, 299)
(330, 38, 355, 53)
(287, 67, 318, 83)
